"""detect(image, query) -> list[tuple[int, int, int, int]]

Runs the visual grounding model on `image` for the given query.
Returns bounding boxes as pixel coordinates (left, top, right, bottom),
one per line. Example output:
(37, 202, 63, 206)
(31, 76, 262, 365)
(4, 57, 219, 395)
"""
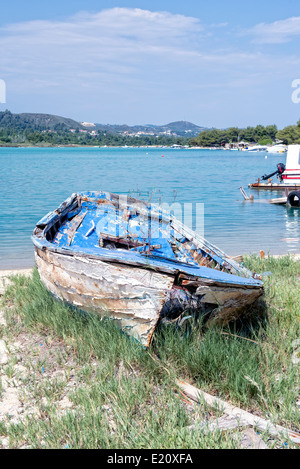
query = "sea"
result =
(0, 146, 299, 269)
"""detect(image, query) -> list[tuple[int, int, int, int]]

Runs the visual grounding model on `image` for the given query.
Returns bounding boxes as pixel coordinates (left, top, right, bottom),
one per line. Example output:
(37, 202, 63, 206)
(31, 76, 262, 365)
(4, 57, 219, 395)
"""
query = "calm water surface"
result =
(0, 147, 299, 268)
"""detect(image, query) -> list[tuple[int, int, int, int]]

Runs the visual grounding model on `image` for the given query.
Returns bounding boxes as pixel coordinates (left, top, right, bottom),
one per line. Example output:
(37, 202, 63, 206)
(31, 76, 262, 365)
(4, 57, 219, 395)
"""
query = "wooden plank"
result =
(67, 211, 87, 245)
(249, 183, 300, 190)
(176, 380, 300, 445)
(98, 231, 161, 250)
(231, 255, 244, 263)
(269, 197, 287, 205)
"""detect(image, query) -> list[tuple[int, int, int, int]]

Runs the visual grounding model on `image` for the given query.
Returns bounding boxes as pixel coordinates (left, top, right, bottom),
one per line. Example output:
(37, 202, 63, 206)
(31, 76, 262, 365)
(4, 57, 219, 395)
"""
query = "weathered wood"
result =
(67, 211, 87, 245)
(249, 182, 300, 190)
(196, 285, 262, 325)
(187, 414, 268, 448)
(176, 380, 300, 445)
(32, 190, 264, 346)
(35, 248, 174, 347)
(269, 197, 287, 205)
(171, 216, 250, 278)
(98, 231, 161, 250)
(179, 273, 261, 290)
(231, 255, 244, 263)
(187, 415, 242, 432)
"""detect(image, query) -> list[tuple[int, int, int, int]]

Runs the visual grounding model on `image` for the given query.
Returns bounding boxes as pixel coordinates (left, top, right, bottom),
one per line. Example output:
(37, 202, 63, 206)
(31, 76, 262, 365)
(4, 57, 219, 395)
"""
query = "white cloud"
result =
(248, 16, 300, 44)
(0, 7, 207, 91)
(1, 8, 203, 57)
(1, 8, 264, 80)
(0, 7, 262, 99)
(1, 7, 298, 124)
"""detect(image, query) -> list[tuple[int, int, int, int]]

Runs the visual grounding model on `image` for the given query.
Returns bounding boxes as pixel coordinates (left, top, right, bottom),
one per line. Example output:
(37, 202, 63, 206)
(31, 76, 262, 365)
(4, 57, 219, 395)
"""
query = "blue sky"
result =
(1, 1, 300, 128)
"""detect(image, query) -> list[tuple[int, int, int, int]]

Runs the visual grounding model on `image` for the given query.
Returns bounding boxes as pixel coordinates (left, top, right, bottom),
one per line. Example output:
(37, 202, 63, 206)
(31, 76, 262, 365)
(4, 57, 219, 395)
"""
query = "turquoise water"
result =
(0, 147, 299, 269)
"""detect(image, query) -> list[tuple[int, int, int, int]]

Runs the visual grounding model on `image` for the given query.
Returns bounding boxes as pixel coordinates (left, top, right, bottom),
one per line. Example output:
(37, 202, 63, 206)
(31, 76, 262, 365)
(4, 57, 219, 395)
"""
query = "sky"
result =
(1, 0, 300, 128)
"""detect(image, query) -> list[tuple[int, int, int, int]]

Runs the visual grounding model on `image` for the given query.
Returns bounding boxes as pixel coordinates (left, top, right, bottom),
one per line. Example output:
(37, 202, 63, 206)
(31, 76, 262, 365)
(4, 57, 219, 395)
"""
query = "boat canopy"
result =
(282, 145, 300, 184)
(285, 145, 300, 170)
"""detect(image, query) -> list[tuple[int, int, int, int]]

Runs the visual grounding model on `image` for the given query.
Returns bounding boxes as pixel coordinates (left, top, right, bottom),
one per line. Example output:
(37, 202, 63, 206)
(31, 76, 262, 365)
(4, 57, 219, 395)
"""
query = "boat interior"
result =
(36, 192, 260, 280)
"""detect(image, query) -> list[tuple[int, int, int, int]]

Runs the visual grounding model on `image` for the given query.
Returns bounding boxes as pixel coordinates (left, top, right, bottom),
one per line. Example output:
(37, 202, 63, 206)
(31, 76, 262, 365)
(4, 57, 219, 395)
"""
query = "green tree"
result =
(276, 124, 300, 144)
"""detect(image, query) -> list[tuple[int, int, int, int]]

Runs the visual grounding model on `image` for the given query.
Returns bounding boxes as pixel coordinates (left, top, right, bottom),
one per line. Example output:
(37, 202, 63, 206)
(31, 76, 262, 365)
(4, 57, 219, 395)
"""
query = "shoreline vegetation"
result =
(1, 110, 300, 148)
(0, 254, 299, 449)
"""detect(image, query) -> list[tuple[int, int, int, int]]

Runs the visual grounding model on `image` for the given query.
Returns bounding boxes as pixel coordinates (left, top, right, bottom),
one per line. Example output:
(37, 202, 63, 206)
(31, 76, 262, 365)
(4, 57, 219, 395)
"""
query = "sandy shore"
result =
(0, 269, 33, 295)
(0, 267, 75, 447)
(0, 269, 33, 277)
(268, 253, 300, 260)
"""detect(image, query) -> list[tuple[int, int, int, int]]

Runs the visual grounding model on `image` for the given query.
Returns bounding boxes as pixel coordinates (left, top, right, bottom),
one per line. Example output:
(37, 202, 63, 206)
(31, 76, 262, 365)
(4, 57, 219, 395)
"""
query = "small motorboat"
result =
(249, 144, 300, 189)
(266, 144, 287, 153)
(32, 191, 264, 347)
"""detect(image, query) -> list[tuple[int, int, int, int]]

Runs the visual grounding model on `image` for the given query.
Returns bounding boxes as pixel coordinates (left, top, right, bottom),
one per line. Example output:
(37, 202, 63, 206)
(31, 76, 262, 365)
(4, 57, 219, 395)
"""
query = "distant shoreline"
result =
(0, 144, 232, 150)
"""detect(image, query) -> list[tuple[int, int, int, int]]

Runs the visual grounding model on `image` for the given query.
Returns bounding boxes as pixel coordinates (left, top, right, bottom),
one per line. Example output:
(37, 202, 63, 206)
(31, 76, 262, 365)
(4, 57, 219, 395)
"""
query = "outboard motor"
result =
(261, 163, 285, 181)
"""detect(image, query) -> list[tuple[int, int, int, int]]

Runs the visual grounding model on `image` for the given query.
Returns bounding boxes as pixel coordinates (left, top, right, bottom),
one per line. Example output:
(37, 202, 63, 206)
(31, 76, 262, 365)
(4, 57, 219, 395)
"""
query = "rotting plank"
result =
(269, 197, 287, 205)
(67, 211, 87, 245)
(177, 380, 300, 445)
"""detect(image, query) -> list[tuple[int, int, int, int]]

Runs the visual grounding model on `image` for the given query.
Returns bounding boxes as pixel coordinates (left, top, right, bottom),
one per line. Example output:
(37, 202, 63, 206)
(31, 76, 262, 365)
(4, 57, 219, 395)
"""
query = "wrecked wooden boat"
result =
(32, 191, 264, 347)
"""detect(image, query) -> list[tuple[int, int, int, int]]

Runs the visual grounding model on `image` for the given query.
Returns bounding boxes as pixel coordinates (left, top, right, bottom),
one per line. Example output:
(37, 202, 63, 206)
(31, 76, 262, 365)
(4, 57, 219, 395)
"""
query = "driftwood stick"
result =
(176, 380, 300, 445)
(220, 331, 259, 345)
(187, 415, 243, 433)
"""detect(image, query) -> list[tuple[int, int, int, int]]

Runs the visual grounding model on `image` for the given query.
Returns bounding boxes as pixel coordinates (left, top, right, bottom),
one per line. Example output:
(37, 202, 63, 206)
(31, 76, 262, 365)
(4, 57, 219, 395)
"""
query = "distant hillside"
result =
(161, 121, 206, 133)
(0, 110, 82, 131)
(94, 120, 207, 137)
(0, 112, 206, 137)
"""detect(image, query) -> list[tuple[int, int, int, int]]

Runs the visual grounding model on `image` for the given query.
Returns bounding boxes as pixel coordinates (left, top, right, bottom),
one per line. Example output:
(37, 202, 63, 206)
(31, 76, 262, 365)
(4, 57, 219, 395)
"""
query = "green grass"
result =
(1, 256, 299, 449)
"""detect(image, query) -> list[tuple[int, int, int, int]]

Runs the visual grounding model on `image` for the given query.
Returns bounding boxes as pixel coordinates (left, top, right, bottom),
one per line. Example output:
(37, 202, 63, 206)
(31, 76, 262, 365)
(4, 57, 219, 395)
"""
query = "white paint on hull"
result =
(35, 248, 174, 347)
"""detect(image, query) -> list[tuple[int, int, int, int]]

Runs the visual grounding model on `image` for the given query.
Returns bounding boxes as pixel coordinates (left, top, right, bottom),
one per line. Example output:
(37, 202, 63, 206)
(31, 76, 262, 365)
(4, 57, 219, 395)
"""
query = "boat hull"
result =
(35, 247, 174, 347)
(248, 182, 300, 190)
(35, 245, 263, 346)
(249, 145, 300, 189)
